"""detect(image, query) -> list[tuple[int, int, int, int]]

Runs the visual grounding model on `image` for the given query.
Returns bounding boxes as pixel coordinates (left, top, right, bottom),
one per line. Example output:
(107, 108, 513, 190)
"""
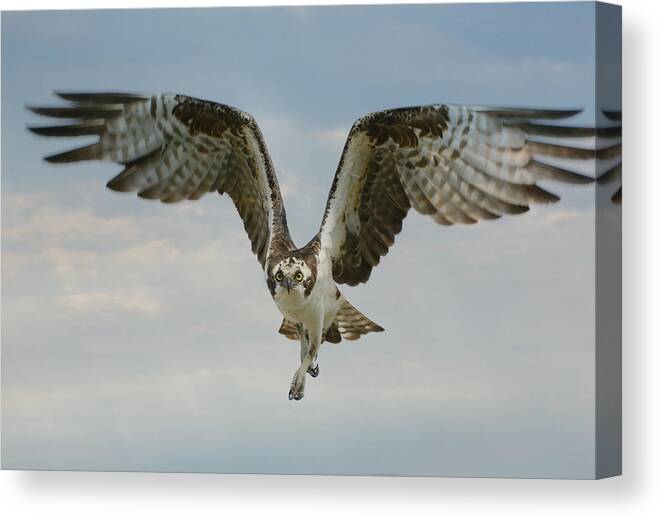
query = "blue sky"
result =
(2, 2, 620, 477)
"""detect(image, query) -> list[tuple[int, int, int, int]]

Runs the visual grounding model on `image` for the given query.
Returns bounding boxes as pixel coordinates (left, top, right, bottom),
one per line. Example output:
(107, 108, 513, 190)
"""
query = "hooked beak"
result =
(282, 277, 294, 293)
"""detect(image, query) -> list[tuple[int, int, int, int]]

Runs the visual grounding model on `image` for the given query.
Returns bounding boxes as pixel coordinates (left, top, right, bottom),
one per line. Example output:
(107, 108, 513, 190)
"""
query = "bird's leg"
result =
(302, 328, 320, 378)
(289, 318, 322, 401)
(297, 324, 310, 364)
(298, 327, 319, 378)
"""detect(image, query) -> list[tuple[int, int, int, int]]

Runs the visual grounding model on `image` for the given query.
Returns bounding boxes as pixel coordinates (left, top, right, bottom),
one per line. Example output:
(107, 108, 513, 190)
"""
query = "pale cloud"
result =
(311, 126, 350, 144)
(1, 176, 599, 477)
(2, 204, 138, 244)
(45, 247, 104, 290)
(57, 291, 161, 315)
(114, 239, 182, 265)
(279, 173, 313, 208)
(433, 206, 596, 267)
(1, 192, 56, 211)
(1, 191, 598, 475)
(171, 202, 212, 217)
(2, 192, 279, 331)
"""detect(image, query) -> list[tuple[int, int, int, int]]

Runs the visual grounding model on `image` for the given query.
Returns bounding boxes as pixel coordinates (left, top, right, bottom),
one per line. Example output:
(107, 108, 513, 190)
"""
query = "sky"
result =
(1, 2, 621, 478)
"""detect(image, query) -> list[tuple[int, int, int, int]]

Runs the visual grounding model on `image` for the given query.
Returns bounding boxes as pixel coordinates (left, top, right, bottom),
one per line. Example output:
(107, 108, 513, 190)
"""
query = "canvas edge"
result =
(594, 0, 623, 480)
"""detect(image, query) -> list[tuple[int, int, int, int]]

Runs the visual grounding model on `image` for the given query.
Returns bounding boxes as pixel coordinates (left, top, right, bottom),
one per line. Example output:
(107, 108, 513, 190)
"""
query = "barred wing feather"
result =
(28, 92, 293, 268)
(320, 105, 620, 286)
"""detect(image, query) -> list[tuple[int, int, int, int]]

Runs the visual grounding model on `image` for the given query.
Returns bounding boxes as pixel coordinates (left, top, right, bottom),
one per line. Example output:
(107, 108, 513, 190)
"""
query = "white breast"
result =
(274, 287, 308, 322)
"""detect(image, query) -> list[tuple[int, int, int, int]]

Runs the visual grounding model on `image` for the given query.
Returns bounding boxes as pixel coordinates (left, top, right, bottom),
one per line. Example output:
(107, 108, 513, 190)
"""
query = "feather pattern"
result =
(320, 104, 617, 286)
(28, 92, 293, 267)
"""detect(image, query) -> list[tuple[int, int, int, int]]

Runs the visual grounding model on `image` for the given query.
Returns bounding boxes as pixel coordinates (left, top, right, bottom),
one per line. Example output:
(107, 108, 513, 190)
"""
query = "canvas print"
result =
(1, 2, 621, 478)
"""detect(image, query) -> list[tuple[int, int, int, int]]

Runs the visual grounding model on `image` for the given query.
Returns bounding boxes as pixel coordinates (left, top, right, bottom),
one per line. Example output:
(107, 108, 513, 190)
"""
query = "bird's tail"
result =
(333, 299, 384, 341)
(277, 299, 384, 344)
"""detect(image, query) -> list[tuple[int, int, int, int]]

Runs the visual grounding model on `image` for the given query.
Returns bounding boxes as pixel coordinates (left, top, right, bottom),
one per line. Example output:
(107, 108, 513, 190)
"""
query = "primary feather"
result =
(28, 92, 293, 267)
(319, 104, 616, 285)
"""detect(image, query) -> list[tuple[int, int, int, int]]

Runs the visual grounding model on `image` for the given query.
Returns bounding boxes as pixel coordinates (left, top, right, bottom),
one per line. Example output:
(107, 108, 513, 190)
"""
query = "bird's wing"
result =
(319, 104, 620, 286)
(28, 92, 294, 268)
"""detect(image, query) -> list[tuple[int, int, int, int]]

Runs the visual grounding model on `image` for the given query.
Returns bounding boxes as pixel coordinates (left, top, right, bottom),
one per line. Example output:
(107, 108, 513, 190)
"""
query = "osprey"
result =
(27, 93, 620, 400)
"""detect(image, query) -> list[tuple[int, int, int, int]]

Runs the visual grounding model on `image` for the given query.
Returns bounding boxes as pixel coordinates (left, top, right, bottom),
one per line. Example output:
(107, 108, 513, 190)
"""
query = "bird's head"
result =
(267, 256, 316, 304)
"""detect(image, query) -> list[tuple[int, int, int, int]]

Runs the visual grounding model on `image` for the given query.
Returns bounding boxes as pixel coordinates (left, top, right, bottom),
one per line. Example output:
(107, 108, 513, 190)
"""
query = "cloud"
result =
(279, 173, 313, 208)
(1, 185, 598, 475)
(311, 126, 350, 144)
(56, 291, 161, 315)
(2, 196, 139, 245)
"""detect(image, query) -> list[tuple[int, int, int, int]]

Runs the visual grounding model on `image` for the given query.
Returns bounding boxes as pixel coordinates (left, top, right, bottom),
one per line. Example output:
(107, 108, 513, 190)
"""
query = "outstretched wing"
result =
(320, 104, 620, 286)
(28, 92, 293, 268)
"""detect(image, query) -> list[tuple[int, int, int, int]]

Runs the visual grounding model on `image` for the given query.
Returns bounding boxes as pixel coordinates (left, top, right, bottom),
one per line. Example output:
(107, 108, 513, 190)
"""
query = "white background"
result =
(1, 0, 658, 517)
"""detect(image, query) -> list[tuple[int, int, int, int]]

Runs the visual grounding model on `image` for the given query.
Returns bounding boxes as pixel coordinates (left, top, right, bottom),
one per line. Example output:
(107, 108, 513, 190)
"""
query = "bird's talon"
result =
(289, 384, 304, 401)
(288, 389, 303, 401)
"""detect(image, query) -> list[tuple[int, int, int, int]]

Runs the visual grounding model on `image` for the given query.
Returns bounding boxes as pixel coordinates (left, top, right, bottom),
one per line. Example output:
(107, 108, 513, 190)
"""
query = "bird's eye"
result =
(275, 271, 284, 282)
(295, 272, 304, 282)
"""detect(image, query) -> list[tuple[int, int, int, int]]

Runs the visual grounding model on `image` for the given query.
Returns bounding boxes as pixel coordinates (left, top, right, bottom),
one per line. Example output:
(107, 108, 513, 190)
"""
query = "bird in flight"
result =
(27, 92, 620, 400)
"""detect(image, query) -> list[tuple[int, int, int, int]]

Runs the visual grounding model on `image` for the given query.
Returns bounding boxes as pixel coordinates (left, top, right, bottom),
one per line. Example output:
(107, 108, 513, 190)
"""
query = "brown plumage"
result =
(28, 93, 294, 267)
(319, 105, 618, 286)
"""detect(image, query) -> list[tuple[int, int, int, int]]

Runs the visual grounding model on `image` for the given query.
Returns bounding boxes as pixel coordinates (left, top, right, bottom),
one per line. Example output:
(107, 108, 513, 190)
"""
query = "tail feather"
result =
(334, 299, 384, 341)
(278, 319, 299, 341)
